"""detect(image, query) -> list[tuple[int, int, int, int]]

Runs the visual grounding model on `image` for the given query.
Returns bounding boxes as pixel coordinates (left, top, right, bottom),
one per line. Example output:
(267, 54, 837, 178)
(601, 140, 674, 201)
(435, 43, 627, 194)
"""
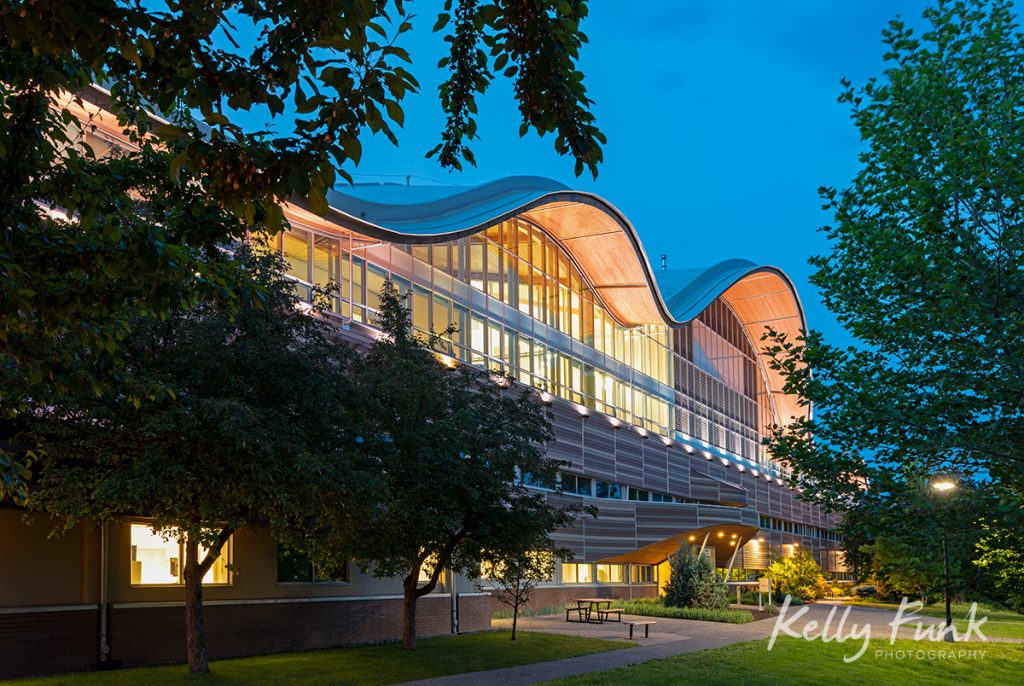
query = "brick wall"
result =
(456, 593, 493, 633)
(489, 585, 658, 614)
(1, 595, 491, 679)
(108, 595, 456, 667)
(0, 609, 98, 679)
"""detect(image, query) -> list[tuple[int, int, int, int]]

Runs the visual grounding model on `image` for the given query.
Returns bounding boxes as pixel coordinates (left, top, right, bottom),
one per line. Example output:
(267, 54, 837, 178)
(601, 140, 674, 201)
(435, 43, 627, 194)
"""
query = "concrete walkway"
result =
(398, 603, 1013, 686)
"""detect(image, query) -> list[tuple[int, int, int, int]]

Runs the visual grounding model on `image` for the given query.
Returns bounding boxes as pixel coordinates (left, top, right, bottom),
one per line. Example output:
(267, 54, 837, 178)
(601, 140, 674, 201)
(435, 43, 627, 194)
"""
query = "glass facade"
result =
(271, 216, 776, 466)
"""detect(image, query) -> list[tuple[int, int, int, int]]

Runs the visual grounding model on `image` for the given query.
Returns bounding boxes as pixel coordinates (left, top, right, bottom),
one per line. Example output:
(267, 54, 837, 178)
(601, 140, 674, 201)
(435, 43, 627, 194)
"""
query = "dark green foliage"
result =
(0, 0, 604, 502)
(761, 0, 1024, 505)
(974, 501, 1024, 612)
(25, 245, 361, 672)
(430, 0, 605, 177)
(662, 547, 728, 610)
(297, 282, 583, 651)
(757, 0, 1024, 615)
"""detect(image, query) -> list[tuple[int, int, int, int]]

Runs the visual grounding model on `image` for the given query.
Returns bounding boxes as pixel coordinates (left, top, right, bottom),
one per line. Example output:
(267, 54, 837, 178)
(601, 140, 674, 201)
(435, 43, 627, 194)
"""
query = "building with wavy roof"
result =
(274, 176, 842, 587)
(0, 90, 844, 678)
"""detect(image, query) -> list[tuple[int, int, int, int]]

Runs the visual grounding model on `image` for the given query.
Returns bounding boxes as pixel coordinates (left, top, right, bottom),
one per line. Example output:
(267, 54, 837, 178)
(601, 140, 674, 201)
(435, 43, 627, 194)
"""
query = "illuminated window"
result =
(129, 524, 230, 586)
(561, 563, 592, 584)
(630, 565, 654, 583)
(273, 218, 734, 438)
(417, 555, 446, 586)
(282, 229, 310, 282)
(482, 550, 553, 582)
(595, 564, 624, 583)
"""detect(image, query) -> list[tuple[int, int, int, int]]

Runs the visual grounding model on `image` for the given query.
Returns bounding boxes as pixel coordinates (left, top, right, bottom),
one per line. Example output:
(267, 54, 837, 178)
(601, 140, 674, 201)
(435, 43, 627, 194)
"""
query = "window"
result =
(596, 564, 623, 583)
(417, 554, 446, 586)
(521, 471, 556, 490)
(282, 229, 310, 282)
(483, 551, 553, 582)
(561, 563, 592, 584)
(627, 487, 650, 502)
(276, 546, 348, 584)
(595, 480, 622, 499)
(130, 524, 230, 586)
(560, 474, 592, 497)
(630, 565, 654, 583)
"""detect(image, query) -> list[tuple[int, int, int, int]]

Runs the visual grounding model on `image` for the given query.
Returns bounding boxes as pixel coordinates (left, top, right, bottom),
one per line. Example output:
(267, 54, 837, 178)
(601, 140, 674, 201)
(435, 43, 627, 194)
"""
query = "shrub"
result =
(854, 584, 877, 597)
(663, 547, 729, 609)
(832, 581, 856, 596)
(767, 551, 827, 600)
(491, 604, 564, 620)
(621, 599, 753, 624)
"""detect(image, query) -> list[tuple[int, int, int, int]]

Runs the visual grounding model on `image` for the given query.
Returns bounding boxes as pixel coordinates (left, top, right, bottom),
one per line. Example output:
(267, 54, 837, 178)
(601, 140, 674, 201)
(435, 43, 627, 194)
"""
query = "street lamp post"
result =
(931, 478, 956, 643)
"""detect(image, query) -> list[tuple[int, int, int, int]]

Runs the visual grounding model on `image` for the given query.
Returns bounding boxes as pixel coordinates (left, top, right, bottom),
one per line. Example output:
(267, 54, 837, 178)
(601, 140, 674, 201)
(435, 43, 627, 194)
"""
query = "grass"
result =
(844, 598, 1022, 622)
(841, 599, 1024, 639)
(619, 598, 753, 624)
(3, 631, 633, 686)
(493, 604, 565, 620)
(541, 637, 1024, 685)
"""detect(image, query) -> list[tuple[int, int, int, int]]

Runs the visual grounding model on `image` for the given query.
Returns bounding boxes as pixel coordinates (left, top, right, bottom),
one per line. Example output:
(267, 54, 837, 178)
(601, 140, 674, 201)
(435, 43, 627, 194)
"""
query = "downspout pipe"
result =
(449, 568, 459, 635)
(98, 522, 110, 664)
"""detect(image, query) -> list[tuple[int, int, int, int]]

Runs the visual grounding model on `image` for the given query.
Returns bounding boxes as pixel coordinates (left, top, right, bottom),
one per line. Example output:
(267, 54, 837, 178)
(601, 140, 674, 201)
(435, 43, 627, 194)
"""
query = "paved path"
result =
(398, 603, 1012, 686)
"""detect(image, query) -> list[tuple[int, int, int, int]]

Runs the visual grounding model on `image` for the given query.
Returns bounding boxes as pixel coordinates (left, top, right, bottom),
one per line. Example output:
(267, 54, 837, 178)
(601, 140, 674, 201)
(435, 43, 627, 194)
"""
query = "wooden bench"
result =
(596, 608, 623, 623)
(565, 605, 588, 623)
(625, 620, 656, 639)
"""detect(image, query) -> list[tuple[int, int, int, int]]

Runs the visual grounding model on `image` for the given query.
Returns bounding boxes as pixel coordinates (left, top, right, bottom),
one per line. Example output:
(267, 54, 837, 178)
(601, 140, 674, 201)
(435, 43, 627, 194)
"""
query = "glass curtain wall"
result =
(269, 218, 769, 451)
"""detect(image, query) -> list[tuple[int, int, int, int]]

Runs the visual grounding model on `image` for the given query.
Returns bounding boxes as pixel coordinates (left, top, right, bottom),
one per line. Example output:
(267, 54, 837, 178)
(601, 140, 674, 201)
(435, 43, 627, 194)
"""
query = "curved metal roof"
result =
(283, 175, 807, 424)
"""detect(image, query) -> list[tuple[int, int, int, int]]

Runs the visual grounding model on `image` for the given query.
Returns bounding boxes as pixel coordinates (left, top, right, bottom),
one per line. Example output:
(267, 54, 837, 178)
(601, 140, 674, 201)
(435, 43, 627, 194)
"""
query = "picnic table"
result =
(565, 597, 623, 623)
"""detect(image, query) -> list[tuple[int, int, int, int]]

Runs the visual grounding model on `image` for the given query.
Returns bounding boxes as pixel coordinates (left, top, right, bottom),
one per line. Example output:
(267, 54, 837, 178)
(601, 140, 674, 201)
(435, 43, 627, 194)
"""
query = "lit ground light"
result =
(2, 631, 632, 686)
(541, 637, 1024, 686)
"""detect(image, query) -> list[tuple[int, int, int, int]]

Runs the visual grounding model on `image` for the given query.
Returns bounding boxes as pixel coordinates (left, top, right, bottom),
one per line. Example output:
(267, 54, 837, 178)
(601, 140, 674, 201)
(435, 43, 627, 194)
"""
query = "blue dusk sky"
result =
(243, 1, 935, 344)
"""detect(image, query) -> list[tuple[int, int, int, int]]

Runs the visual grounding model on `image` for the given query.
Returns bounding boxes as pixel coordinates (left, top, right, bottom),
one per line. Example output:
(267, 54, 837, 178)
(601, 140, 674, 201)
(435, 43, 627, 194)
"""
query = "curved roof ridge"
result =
(288, 174, 807, 424)
(326, 175, 570, 234)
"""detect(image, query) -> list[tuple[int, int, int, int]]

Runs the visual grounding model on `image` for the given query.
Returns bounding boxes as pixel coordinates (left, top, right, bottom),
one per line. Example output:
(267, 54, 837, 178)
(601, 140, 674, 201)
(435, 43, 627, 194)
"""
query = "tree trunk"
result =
(402, 575, 418, 651)
(511, 601, 519, 641)
(184, 535, 208, 673)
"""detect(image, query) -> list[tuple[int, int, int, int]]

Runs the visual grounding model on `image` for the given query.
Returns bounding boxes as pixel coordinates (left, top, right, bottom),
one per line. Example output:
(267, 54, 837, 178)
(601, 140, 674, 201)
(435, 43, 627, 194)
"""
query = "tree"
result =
(663, 547, 728, 610)
(767, 551, 826, 601)
(479, 547, 559, 640)
(975, 507, 1024, 612)
(298, 282, 581, 651)
(1, 0, 605, 499)
(26, 245, 363, 673)
(761, 0, 1024, 506)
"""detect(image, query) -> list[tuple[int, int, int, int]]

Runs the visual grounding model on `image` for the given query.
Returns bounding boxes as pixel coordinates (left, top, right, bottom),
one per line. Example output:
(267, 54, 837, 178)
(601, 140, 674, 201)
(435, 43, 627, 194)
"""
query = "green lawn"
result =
(841, 600, 1024, 639)
(4, 631, 632, 686)
(542, 637, 1024, 686)
(844, 599, 1023, 622)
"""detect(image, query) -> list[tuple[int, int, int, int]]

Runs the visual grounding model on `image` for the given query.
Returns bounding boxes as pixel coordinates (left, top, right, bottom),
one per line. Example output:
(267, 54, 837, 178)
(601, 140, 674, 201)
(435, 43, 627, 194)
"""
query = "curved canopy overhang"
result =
(283, 175, 808, 424)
